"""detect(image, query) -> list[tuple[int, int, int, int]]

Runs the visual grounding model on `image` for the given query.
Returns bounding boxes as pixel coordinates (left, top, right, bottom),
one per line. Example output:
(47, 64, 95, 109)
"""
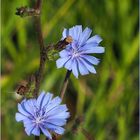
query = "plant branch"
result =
(60, 70, 72, 100)
(34, 1, 43, 140)
(35, 0, 42, 10)
(15, 0, 73, 100)
(33, 15, 47, 98)
(33, 0, 45, 98)
(15, 0, 73, 140)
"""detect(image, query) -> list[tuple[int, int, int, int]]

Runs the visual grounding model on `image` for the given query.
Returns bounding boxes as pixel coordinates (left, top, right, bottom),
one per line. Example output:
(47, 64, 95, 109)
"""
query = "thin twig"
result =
(81, 128, 95, 140)
(60, 70, 72, 100)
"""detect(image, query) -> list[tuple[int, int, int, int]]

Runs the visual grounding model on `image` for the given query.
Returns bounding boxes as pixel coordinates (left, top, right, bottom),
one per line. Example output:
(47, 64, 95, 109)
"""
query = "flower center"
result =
(35, 116, 43, 124)
(73, 50, 79, 57)
(71, 40, 81, 58)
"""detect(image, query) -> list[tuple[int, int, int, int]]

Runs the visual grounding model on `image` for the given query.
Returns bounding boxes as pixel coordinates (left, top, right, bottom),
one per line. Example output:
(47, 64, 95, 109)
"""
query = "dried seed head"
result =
(16, 85, 28, 95)
(65, 36, 73, 44)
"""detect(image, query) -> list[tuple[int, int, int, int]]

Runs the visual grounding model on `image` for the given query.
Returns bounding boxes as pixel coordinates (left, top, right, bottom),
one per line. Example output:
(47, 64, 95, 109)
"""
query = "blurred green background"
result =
(1, 0, 139, 140)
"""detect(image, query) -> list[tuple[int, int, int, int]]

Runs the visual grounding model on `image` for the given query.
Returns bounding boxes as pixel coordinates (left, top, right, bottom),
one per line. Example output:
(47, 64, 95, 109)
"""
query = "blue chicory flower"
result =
(15, 91, 70, 139)
(56, 25, 105, 78)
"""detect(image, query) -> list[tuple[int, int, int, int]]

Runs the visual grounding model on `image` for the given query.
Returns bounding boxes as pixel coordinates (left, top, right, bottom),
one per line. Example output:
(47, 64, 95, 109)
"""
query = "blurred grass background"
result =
(1, 0, 139, 140)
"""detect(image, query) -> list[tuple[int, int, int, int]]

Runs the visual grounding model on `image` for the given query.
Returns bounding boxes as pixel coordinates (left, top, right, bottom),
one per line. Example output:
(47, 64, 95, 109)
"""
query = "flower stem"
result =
(33, 0, 48, 98)
(34, 1, 43, 140)
(33, 15, 47, 98)
(60, 70, 72, 100)
(35, 136, 40, 140)
(35, 0, 42, 10)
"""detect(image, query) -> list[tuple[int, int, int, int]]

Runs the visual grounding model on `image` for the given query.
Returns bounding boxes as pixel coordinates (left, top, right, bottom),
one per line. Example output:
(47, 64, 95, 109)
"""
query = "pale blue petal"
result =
(44, 97, 62, 113)
(46, 118, 66, 126)
(65, 44, 71, 50)
(36, 91, 46, 107)
(24, 100, 36, 116)
(40, 126, 52, 139)
(81, 55, 100, 65)
(25, 99, 36, 115)
(81, 46, 105, 54)
(20, 99, 26, 104)
(45, 123, 58, 130)
(25, 123, 35, 136)
(56, 56, 70, 68)
(80, 58, 96, 74)
(48, 112, 70, 119)
(18, 103, 31, 116)
(73, 25, 82, 41)
(79, 43, 98, 51)
(69, 27, 77, 40)
(72, 59, 79, 78)
(45, 123, 65, 134)
(54, 126, 65, 135)
(86, 35, 102, 44)
(77, 59, 89, 75)
(15, 113, 28, 122)
(47, 105, 68, 116)
(25, 128, 32, 136)
(64, 58, 73, 70)
(79, 27, 92, 46)
(62, 28, 68, 38)
(59, 50, 70, 57)
(23, 119, 33, 127)
(71, 41, 78, 49)
(50, 96, 62, 106)
(32, 126, 40, 136)
(40, 92, 53, 108)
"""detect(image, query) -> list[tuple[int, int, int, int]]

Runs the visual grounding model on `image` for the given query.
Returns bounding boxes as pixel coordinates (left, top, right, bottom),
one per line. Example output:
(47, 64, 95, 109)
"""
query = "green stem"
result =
(60, 70, 72, 100)
(35, 136, 40, 140)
